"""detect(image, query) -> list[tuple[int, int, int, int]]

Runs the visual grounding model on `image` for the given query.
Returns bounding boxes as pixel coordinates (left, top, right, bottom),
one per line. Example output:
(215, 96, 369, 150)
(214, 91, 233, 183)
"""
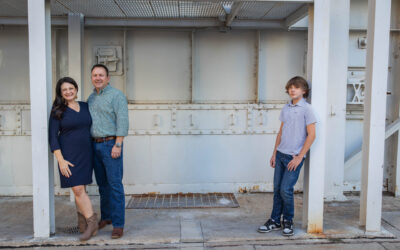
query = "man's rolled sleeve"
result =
(113, 93, 129, 137)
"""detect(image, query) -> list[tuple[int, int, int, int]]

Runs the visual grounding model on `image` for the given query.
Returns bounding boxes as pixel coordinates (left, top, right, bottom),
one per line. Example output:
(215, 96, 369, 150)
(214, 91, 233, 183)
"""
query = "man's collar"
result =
(289, 98, 306, 107)
(93, 84, 110, 95)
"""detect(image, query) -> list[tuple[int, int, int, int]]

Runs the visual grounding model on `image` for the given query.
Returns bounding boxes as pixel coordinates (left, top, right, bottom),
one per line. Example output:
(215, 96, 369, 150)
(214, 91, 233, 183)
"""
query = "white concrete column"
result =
(396, 124, 400, 197)
(359, 0, 391, 232)
(302, 4, 313, 229)
(306, 0, 331, 233)
(68, 13, 84, 100)
(391, 0, 400, 198)
(28, 0, 55, 237)
(67, 13, 84, 202)
(324, 0, 350, 201)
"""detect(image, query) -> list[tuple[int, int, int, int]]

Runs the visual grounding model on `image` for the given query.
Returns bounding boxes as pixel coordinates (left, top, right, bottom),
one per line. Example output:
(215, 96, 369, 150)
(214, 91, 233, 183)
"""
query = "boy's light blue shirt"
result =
(277, 98, 316, 156)
(87, 84, 129, 138)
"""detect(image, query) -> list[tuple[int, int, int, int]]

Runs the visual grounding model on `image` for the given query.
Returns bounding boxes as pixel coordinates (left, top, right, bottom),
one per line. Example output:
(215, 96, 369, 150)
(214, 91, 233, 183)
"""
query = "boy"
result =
(258, 76, 316, 236)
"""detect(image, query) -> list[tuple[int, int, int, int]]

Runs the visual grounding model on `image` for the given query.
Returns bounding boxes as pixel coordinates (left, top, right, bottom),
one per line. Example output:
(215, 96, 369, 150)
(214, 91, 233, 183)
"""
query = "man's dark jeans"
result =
(270, 151, 304, 222)
(93, 139, 125, 228)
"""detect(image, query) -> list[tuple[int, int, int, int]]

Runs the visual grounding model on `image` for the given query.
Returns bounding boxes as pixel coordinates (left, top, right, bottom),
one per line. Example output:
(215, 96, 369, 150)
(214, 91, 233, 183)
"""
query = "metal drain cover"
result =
(58, 226, 80, 235)
(126, 193, 239, 209)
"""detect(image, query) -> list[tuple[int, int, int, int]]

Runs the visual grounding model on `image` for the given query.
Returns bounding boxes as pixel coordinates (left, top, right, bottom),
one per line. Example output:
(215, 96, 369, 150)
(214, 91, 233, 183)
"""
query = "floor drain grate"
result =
(58, 226, 80, 234)
(126, 193, 239, 209)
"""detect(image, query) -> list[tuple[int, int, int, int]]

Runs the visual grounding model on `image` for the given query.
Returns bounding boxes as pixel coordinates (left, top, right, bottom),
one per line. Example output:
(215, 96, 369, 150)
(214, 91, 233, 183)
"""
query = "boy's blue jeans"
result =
(270, 151, 304, 222)
(93, 139, 125, 228)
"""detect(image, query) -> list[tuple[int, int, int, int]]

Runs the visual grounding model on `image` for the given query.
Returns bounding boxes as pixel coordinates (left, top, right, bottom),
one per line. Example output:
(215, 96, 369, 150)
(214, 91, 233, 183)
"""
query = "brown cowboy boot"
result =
(77, 212, 87, 233)
(79, 213, 98, 241)
(111, 227, 124, 239)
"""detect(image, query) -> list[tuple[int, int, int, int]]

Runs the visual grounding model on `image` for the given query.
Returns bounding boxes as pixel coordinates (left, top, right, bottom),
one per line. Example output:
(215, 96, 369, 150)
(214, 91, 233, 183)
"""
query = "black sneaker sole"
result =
(257, 227, 281, 233)
(282, 232, 294, 236)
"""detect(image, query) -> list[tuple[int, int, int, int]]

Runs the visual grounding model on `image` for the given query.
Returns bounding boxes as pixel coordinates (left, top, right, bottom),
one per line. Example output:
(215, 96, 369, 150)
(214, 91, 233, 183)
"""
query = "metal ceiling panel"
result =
(55, 0, 125, 17)
(151, 0, 180, 18)
(51, 0, 72, 16)
(263, 2, 303, 19)
(0, 0, 26, 17)
(236, 1, 275, 19)
(179, 1, 229, 18)
(0, 0, 308, 25)
(116, 0, 154, 18)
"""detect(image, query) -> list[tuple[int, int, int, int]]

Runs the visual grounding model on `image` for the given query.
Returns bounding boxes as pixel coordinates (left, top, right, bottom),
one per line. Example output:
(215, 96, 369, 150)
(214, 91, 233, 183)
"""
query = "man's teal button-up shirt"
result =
(87, 84, 129, 138)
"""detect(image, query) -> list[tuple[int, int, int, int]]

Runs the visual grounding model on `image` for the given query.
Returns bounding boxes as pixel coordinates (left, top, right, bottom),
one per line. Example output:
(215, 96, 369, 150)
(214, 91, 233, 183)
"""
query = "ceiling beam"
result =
(226, 2, 244, 26)
(284, 4, 309, 28)
(0, 16, 286, 29)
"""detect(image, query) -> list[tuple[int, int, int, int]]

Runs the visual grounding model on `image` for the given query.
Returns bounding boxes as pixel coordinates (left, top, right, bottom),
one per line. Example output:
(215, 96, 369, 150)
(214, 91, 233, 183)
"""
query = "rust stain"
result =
(238, 187, 248, 193)
(307, 224, 324, 235)
(251, 185, 260, 191)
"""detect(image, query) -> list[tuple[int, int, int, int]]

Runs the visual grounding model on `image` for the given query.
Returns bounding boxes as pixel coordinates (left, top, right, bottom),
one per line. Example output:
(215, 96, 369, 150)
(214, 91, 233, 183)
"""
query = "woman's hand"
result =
(59, 159, 74, 178)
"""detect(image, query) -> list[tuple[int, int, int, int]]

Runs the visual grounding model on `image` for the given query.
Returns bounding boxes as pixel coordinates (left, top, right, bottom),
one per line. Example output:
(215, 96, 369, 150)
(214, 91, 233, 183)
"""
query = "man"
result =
(87, 64, 129, 239)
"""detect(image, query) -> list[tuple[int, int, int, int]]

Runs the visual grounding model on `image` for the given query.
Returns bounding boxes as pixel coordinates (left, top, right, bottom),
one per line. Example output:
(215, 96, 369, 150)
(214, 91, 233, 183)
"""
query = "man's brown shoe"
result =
(98, 220, 112, 230)
(111, 227, 123, 239)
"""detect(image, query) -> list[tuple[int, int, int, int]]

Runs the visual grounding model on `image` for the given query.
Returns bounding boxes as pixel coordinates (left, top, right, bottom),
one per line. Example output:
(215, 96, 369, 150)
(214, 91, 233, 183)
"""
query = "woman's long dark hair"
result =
(51, 77, 78, 120)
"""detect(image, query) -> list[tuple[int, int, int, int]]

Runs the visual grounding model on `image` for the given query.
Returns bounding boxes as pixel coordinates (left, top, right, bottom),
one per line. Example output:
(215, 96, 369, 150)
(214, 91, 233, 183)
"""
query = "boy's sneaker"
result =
(257, 219, 281, 233)
(282, 219, 294, 236)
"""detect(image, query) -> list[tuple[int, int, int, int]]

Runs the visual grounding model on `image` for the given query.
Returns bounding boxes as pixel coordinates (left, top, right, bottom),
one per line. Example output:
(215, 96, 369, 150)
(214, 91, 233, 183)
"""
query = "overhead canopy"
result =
(0, 0, 311, 28)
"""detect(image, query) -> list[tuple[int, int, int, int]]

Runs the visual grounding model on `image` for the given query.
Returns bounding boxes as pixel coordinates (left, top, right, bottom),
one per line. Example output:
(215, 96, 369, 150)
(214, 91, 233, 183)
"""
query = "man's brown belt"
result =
(92, 136, 116, 143)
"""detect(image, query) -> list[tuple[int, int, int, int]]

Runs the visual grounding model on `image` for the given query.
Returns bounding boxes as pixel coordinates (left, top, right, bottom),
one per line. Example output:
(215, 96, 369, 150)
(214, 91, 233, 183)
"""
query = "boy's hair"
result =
(285, 76, 309, 98)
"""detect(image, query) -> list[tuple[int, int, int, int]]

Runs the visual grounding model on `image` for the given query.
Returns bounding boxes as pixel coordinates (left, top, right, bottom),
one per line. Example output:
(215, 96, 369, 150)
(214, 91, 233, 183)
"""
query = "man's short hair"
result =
(285, 76, 310, 98)
(91, 64, 109, 76)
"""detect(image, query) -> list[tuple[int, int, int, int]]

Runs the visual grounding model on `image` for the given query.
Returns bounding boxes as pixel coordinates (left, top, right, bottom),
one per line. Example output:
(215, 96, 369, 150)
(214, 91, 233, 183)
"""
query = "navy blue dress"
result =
(49, 102, 93, 188)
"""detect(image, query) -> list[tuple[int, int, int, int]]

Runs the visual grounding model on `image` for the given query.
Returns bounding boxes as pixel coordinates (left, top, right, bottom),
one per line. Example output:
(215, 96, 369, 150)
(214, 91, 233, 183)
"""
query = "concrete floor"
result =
(1, 193, 400, 249)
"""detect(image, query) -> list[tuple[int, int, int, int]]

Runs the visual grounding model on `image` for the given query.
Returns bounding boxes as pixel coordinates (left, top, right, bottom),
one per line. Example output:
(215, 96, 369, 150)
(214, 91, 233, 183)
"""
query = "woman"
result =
(49, 77, 98, 241)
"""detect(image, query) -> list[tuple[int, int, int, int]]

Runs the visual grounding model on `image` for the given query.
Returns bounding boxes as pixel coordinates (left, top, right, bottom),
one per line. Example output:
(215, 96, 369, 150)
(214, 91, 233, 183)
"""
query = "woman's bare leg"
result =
(72, 185, 94, 218)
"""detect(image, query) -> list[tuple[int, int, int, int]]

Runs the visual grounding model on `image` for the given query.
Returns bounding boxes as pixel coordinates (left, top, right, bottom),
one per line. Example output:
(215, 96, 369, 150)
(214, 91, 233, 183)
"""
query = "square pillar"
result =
(324, 0, 350, 201)
(28, 0, 55, 237)
(68, 13, 84, 100)
(302, 4, 314, 230)
(359, 0, 391, 232)
(67, 13, 84, 202)
(304, 0, 331, 233)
